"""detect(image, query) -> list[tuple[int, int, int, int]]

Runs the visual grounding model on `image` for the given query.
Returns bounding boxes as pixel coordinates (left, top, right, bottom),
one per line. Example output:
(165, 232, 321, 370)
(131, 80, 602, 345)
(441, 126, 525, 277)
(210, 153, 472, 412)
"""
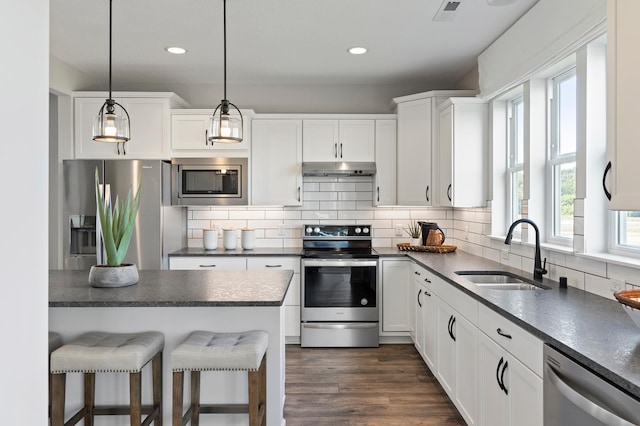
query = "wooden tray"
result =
(397, 243, 457, 253)
(615, 289, 640, 310)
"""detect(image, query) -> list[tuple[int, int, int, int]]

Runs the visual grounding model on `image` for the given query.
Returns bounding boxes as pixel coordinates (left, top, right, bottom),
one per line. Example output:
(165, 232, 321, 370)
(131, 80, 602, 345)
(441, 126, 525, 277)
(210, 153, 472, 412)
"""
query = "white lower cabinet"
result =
(412, 263, 438, 371)
(478, 304, 543, 426)
(169, 256, 301, 339)
(381, 259, 412, 333)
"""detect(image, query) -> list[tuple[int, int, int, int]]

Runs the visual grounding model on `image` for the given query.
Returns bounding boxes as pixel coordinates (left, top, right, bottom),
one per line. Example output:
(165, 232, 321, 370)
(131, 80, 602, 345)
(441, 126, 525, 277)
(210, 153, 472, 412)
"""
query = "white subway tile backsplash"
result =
(265, 210, 302, 220)
(301, 211, 337, 220)
(229, 210, 265, 220)
(375, 209, 410, 220)
(320, 182, 356, 192)
(303, 182, 319, 192)
(338, 210, 374, 220)
(304, 192, 338, 201)
(189, 220, 212, 230)
(192, 210, 229, 220)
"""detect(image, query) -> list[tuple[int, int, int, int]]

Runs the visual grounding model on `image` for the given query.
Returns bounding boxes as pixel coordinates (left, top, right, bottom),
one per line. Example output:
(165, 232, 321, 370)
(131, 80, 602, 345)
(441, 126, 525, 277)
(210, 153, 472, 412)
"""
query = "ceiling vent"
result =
(433, 1, 462, 21)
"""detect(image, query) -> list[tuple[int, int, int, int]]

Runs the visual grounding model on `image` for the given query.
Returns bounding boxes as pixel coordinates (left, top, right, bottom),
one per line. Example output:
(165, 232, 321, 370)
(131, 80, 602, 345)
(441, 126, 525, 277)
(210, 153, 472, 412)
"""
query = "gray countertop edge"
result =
(49, 300, 283, 307)
(376, 248, 640, 400)
(169, 247, 303, 257)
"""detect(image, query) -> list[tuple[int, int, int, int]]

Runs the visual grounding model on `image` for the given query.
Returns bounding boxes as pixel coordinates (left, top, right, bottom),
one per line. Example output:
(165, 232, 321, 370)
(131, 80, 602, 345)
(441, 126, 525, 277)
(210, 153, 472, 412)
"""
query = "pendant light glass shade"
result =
(93, 99, 130, 143)
(208, 0, 243, 144)
(92, 0, 131, 144)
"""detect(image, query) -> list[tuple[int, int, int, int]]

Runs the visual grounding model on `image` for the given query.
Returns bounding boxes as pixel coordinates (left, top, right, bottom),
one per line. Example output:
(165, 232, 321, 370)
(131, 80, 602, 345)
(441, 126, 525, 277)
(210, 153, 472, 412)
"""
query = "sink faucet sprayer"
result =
(504, 218, 547, 281)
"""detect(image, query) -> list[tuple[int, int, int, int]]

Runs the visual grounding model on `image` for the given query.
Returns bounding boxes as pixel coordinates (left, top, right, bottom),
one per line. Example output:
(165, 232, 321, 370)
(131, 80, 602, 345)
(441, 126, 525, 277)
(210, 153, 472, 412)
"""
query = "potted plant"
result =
(88, 168, 142, 287)
(405, 221, 422, 246)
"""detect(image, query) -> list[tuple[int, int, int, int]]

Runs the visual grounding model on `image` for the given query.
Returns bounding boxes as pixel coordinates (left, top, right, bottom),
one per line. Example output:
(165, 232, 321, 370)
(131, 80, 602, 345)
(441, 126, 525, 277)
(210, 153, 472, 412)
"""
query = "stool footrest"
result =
(199, 403, 249, 414)
(92, 404, 158, 416)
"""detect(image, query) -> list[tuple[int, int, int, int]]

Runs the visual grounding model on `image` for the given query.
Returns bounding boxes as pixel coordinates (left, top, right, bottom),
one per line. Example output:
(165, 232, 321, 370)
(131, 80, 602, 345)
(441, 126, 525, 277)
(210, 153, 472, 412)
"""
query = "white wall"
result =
(0, 1, 49, 424)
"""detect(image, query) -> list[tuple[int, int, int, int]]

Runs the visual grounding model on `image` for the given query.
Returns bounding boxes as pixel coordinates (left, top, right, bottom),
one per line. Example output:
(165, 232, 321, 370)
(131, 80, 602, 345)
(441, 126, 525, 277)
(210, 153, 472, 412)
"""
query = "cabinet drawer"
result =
(478, 303, 543, 377)
(435, 279, 478, 323)
(169, 257, 247, 270)
(246, 257, 300, 273)
(411, 263, 438, 294)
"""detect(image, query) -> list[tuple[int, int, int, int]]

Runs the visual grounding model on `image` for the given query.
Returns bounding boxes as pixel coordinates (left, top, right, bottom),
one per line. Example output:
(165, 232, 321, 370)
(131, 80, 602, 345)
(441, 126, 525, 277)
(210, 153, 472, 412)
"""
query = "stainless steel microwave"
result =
(171, 158, 248, 206)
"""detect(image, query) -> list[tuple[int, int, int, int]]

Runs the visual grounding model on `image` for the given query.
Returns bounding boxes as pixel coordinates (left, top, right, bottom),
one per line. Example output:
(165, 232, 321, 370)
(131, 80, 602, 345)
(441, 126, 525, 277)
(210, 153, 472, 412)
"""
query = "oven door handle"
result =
(546, 363, 636, 426)
(302, 323, 378, 330)
(302, 259, 378, 268)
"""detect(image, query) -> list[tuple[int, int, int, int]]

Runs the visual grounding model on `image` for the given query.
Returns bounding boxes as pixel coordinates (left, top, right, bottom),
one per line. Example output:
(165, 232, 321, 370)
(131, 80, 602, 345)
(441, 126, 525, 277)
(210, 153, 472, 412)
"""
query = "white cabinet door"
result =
(302, 119, 375, 162)
(396, 98, 433, 205)
(381, 260, 412, 332)
(338, 120, 375, 162)
(436, 299, 456, 397)
(606, 0, 640, 210)
(414, 280, 424, 354)
(438, 98, 487, 207)
(302, 120, 339, 162)
(251, 119, 303, 206)
(170, 111, 251, 153)
(168, 256, 247, 270)
(374, 120, 397, 205)
(74, 96, 171, 159)
(421, 280, 437, 372)
(507, 353, 543, 426)
(480, 333, 509, 426)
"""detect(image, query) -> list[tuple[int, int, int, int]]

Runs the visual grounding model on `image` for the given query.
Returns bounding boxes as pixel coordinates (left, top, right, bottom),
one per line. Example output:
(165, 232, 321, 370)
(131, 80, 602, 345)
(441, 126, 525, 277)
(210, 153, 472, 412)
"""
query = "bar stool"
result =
(50, 331, 164, 426)
(49, 332, 63, 420)
(171, 330, 268, 426)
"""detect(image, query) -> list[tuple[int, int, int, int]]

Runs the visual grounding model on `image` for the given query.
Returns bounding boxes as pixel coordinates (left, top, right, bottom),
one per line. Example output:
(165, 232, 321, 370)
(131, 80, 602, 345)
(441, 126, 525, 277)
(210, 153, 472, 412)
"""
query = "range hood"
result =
(302, 162, 377, 176)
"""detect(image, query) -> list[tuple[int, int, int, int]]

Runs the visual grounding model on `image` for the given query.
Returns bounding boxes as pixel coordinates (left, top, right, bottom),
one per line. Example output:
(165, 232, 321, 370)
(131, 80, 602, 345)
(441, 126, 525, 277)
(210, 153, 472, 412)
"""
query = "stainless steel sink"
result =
(455, 270, 550, 290)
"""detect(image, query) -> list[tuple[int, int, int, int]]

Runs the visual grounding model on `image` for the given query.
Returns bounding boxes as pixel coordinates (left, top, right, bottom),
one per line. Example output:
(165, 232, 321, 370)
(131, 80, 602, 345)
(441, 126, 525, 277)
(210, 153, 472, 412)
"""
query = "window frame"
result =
(506, 95, 524, 234)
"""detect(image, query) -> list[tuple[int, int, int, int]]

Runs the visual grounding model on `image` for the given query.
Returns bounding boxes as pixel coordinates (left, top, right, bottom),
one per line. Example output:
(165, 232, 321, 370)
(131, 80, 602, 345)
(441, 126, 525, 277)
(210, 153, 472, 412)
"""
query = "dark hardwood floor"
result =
(284, 344, 466, 425)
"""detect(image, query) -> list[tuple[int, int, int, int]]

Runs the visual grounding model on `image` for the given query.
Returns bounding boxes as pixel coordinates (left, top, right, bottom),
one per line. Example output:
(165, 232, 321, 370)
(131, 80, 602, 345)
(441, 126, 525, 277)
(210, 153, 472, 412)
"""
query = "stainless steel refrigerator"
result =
(63, 159, 186, 270)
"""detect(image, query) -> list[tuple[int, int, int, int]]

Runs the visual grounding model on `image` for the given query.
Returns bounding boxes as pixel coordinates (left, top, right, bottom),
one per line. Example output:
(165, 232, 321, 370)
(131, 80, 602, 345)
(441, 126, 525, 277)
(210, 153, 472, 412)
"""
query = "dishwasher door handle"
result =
(546, 364, 636, 426)
(302, 323, 378, 330)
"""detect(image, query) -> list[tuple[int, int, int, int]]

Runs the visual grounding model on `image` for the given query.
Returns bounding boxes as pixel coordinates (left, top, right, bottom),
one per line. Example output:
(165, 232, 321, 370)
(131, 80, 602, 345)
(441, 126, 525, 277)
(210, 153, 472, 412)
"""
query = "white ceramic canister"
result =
(241, 228, 255, 250)
(223, 228, 237, 250)
(203, 228, 218, 250)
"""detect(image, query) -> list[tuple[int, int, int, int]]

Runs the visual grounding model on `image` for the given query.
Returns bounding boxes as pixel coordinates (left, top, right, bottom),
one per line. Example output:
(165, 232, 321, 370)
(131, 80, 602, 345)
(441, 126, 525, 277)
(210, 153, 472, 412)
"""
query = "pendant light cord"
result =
(108, 0, 113, 102)
(223, 0, 227, 102)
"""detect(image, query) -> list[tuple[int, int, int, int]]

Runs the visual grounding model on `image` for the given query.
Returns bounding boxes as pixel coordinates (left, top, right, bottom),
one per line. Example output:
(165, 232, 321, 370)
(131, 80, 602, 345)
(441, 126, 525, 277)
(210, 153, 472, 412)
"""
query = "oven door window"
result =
(304, 265, 376, 308)
(181, 168, 240, 197)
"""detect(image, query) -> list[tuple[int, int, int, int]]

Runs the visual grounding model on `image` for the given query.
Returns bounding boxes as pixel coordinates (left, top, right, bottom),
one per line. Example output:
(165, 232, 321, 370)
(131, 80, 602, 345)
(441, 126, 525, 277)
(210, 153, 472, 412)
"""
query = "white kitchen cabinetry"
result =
(381, 259, 412, 333)
(438, 98, 488, 207)
(435, 281, 479, 426)
(73, 92, 188, 159)
(374, 120, 397, 205)
(302, 119, 375, 162)
(251, 119, 303, 206)
(393, 90, 475, 206)
(478, 303, 543, 426)
(168, 256, 247, 270)
(170, 109, 252, 155)
(247, 257, 301, 340)
(606, 0, 640, 210)
(412, 262, 438, 371)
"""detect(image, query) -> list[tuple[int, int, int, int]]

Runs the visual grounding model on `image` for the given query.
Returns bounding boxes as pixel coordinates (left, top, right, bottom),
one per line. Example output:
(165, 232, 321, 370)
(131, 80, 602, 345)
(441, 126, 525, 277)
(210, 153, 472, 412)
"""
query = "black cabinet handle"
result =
(417, 289, 422, 307)
(297, 186, 301, 202)
(496, 328, 512, 339)
(199, 264, 216, 268)
(377, 186, 380, 202)
(501, 360, 509, 395)
(117, 142, 126, 156)
(205, 129, 208, 146)
(425, 186, 430, 202)
(496, 357, 505, 392)
(340, 143, 343, 159)
(414, 271, 421, 276)
(603, 161, 612, 201)
(447, 315, 453, 339)
(334, 143, 337, 158)
(265, 264, 283, 268)
(423, 289, 431, 297)
(447, 184, 452, 202)
(447, 315, 456, 341)
(424, 277, 431, 283)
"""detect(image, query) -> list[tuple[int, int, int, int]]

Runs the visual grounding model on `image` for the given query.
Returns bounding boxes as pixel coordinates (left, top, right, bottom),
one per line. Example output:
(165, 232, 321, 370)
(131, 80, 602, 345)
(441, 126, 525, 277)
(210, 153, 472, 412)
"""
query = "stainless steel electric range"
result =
(300, 224, 379, 348)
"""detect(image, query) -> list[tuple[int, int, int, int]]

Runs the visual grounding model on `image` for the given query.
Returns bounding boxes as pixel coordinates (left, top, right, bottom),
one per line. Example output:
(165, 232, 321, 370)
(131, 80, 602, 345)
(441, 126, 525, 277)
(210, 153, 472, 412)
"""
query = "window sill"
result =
(488, 235, 574, 255)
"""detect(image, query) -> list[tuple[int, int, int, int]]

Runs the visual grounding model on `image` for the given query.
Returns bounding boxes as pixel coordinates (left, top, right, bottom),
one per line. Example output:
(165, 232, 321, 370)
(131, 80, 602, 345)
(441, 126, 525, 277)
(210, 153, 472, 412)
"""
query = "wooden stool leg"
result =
(172, 371, 184, 426)
(259, 356, 267, 426)
(130, 371, 142, 426)
(51, 373, 66, 426)
(84, 373, 95, 426)
(248, 368, 260, 426)
(191, 371, 201, 426)
(153, 352, 163, 425)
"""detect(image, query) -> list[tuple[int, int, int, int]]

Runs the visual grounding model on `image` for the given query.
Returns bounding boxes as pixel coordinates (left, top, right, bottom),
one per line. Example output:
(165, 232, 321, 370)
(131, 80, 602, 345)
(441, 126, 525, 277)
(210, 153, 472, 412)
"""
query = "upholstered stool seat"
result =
(50, 331, 164, 426)
(49, 332, 63, 354)
(171, 330, 268, 426)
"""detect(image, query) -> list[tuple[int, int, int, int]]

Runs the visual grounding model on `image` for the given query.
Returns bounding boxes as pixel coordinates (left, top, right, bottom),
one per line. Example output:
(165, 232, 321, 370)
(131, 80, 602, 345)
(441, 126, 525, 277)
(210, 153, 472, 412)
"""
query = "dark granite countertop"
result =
(49, 269, 293, 307)
(376, 248, 640, 399)
(169, 247, 303, 257)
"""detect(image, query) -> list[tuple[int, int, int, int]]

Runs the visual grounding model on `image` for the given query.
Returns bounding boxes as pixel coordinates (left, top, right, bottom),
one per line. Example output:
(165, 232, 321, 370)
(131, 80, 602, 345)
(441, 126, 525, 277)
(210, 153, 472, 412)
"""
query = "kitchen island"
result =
(49, 269, 293, 426)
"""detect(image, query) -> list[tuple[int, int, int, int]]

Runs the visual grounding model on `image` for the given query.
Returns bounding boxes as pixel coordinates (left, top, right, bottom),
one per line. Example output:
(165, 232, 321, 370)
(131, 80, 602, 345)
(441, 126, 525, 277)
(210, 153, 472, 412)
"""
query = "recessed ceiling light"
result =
(348, 47, 368, 55)
(165, 46, 187, 55)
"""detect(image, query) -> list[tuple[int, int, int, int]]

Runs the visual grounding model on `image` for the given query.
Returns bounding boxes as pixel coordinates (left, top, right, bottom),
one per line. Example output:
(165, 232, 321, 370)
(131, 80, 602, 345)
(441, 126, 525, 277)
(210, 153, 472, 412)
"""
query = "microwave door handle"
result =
(546, 364, 636, 426)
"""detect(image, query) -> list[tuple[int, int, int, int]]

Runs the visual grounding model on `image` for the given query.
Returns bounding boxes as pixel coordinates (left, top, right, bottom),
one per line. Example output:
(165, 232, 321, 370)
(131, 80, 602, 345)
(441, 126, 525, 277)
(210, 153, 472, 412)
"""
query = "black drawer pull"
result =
(199, 264, 216, 268)
(496, 328, 512, 339)
(265, 265, 283, 268)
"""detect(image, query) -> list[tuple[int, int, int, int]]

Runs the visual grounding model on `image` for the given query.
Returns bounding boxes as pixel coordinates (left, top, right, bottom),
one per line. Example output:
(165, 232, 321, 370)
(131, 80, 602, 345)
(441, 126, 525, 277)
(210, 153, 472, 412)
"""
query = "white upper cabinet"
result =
(170, 109, 252, 155)
(438, 98, 488, 207)
(302, 119, 375, 162)
(374, 120, 397, 205)
(606, 0, 640, 210)
(251, 119, 303, 206)
(73, 92, 188, 159)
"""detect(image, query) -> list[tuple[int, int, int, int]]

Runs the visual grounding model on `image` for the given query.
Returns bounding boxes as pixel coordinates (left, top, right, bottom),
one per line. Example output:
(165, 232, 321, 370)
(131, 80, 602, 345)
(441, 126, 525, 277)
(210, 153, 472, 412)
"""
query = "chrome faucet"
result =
(505, 218, 547, 281)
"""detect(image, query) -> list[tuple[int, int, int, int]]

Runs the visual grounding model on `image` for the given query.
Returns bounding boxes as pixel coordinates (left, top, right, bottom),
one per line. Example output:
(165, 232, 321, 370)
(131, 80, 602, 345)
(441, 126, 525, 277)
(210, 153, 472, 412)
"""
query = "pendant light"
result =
(208, 0, 243, 144)
(93, 0, 130, 148)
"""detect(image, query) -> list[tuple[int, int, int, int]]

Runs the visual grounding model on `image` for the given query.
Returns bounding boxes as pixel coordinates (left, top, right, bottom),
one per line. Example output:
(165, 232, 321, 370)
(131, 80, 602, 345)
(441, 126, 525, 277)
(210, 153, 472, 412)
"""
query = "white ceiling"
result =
(50, 0, 539, 90)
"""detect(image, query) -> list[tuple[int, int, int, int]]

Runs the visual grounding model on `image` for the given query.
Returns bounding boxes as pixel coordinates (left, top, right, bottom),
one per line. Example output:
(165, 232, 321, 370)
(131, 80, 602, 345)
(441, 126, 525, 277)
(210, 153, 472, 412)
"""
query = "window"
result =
(612, 211, 640, 255)
(548, 69, 576, 243)
(507, 96, 524, 226)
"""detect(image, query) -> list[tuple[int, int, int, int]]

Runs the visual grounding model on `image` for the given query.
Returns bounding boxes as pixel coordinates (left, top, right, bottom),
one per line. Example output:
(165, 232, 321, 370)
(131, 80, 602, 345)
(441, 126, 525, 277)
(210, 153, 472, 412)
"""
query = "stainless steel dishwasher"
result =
(544, 344, 640, 425)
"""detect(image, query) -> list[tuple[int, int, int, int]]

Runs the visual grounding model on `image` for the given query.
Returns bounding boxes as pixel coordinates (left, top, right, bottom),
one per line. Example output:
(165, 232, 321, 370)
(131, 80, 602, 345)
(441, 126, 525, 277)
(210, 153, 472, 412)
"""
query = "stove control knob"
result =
(306, 227, 313, 234)
(355, 227, 361, 234)
(363, 227, 369, 234)
(314, 227, 320, 233)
